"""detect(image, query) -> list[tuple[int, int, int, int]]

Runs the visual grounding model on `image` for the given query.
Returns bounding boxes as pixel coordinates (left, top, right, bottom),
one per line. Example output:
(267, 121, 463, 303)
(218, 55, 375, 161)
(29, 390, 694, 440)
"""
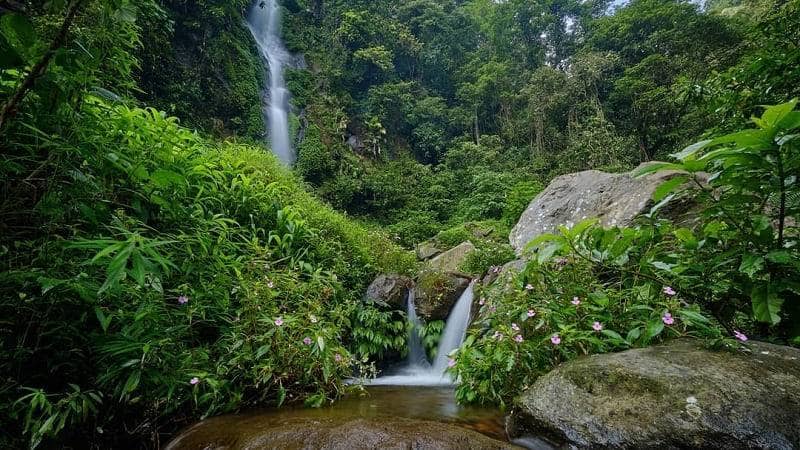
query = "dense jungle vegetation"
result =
(1, 0, 798, 447)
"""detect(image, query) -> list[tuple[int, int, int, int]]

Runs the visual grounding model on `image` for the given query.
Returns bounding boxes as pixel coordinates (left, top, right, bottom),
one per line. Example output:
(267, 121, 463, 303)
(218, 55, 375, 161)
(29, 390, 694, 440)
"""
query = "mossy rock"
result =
(508, 339, 800, 449)
(414, 270, 471, 321)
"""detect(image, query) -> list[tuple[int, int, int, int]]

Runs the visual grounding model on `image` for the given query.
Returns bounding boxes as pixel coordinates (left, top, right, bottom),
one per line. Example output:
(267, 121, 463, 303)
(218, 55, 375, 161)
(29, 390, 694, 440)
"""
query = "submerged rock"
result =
(414, 271, 471, 321)
(166, 415, 517, 450)
(508, 339, 800, 449)
(427, 241, 476, 272)
(364, 274, 413, 310)
(509, 164, 703, 255)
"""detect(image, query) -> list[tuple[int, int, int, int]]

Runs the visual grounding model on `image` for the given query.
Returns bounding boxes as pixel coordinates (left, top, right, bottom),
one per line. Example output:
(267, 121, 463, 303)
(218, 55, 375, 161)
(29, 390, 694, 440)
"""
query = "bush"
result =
(0, 98, 411, 448)
(451, 220, 727, 406)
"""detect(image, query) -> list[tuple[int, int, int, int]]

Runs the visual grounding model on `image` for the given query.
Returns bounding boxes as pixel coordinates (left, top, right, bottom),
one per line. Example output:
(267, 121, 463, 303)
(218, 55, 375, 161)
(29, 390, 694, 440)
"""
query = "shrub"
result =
(452, 219, 727, 406)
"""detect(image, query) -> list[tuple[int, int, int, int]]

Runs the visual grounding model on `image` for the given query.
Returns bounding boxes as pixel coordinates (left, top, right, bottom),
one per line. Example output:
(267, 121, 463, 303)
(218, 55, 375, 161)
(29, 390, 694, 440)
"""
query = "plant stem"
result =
(776, 147, 786, 248)
(0, 0, 85, 130)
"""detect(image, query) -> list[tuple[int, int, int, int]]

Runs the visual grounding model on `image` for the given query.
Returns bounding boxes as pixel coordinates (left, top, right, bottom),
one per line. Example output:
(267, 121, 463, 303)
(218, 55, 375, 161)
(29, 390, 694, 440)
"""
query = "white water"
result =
(406, 289, 431, 368)
(368, 281, 475, 386)
(246, 0, 295, 165)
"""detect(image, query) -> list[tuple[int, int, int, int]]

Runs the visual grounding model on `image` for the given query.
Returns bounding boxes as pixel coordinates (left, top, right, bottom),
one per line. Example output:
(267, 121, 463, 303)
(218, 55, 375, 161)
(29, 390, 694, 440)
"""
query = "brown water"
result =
(164, 386, 516, 449)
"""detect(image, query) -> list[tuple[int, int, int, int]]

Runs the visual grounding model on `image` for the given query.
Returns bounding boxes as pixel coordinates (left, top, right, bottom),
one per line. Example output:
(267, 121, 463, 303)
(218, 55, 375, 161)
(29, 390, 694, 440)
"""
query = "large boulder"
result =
(414, 271, 471, 321)
(509, 164, 701, 254)
(507, 339, 800, 449)
(427, 241, 476, 272)
(166, 416, 516, 450)
(364, 274, 413, 310)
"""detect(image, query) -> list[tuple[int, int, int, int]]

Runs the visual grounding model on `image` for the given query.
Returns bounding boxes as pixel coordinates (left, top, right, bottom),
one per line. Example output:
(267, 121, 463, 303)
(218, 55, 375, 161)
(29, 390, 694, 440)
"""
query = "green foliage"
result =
(0, 88, 412, 447)
(453, 219, 727, 406)
(461, 242, 516, 277)
(135, 0, 265, 138)
(420, 320, 445, 360)
(641, 101, 800, 329)
(502, 181, 544, 226)
(349, 306, 408, 360)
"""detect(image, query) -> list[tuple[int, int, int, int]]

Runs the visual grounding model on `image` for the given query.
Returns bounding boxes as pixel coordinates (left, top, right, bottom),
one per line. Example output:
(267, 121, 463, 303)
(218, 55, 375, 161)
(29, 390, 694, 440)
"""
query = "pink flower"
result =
(274, 317, 284, 326)
(663, 286, 676, 296)
(592, 321, 603, 331)
(511, 323, 520, 331)
(309, 315, 318, 323)
(493, 331, 504, 340)
(447, 358, 456, 368)
(733, 330, 748, 342)
(303, 337, 312, 345)
(492, 266, 501, 274)
(550, 334, 561, 345)
(571, 297, 581, 306)
(488, 306, 496, 313)
(525, 284, 534, 291)
(334, 354, 343, 362)
(662, 312, 674, 325)
(479, 298, 485, 306)
(178, 295, 189, 305)
(527, 309, 536, 318)
(514, 334, 524, 343)
(189, 377, 200, 385)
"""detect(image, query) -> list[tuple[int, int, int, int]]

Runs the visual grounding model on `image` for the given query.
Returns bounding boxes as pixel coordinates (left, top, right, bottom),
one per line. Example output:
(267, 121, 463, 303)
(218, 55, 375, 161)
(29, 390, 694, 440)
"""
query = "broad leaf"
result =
(751, 283, 783, 325)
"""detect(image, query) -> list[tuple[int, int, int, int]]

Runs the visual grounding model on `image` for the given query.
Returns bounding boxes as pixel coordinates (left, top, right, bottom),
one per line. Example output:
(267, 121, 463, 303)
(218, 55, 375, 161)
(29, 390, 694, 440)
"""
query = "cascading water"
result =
(368, 281, 475, 386)
(406, 289, 431, 368)
(246, 0, 295, 165)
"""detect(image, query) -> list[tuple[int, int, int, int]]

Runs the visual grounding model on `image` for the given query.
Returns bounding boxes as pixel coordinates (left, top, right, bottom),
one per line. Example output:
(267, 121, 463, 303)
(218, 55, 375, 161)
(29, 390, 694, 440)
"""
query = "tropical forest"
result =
(1, 0, 799, 448)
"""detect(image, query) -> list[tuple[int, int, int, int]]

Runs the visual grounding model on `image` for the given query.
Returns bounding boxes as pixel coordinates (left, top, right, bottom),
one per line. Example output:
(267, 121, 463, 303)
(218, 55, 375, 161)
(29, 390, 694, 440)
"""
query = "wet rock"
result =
(166, 416, 517, 450)
(364, 274, 413, 310)
(508, 339, 800, 449)
(414, 271, 471, 321)
(509, 164, 704, 255)
(427, 241, 476, 272)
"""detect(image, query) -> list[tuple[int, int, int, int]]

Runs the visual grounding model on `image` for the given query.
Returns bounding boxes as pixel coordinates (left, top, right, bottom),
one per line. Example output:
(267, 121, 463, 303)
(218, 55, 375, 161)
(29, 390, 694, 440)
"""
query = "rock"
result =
(416, 241, 443, 261)
(364, 274, 413, 310)
(509, 164, 703, 255)
(508, 339, 800, 449)
(166, 416, 517, 450)
(427, 241, 476, 272)
(414, 271, 471, 321)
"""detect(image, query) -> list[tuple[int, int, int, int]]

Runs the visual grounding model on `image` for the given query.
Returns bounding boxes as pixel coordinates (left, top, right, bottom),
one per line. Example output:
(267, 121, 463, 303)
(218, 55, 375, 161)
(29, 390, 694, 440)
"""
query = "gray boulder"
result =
(414, 271, 471, 321)
(364, 274, 413, 310)
(509, 164, 702, 254)
(427, 241, 476, 272)
(508, 339, 800, 449)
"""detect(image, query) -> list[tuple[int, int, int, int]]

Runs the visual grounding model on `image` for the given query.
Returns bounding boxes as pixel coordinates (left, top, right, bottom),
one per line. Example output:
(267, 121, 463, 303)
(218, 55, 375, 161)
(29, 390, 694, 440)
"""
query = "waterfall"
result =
(406, 289, 431, 368)
(432, 283, 473, 372)
(367, 281, 475, 386)
(246, 0, 295, 165)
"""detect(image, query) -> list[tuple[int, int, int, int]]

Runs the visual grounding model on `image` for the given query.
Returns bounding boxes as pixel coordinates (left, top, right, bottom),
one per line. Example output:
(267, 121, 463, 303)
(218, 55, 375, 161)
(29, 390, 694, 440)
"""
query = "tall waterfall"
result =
(368, 281, 475, 386)
(246, 0, 295, 165)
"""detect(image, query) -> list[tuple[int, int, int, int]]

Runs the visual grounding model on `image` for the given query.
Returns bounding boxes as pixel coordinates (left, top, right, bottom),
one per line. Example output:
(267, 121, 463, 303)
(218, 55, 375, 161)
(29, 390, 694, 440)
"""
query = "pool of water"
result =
(165, 386, 560, 449)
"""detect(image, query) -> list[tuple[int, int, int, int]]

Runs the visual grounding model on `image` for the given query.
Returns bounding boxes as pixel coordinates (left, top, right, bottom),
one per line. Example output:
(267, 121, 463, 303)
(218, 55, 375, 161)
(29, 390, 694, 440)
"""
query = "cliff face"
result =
(135, 1, 265, 139)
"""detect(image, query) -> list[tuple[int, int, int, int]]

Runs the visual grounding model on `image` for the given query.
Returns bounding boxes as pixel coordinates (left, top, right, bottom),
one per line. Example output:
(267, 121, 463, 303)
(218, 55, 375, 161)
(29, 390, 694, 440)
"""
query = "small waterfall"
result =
(368, 281, 475, 386)
(432, 283, 473, 372)
(246, 0, 295, 165)
(406, 289, 431, 368)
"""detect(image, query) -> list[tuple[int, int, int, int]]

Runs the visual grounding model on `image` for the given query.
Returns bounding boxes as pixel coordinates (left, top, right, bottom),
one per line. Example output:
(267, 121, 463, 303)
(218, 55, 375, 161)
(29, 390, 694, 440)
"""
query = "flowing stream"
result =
(246, 0, 295, 165)
(368, 281, 476, 386)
